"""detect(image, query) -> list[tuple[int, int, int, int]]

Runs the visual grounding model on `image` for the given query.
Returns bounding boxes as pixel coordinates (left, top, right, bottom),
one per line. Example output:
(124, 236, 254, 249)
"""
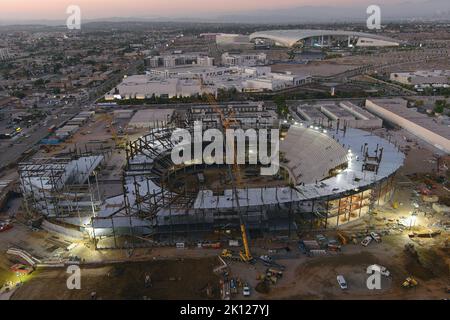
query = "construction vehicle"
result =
(221, 249, 242, 261)
(221, 249, 233, 259)
(402, 277, 418, 288)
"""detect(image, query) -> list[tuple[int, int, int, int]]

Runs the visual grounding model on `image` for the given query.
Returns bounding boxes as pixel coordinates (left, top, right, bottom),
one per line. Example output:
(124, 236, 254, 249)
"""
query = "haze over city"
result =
(0, 0, 449, 24)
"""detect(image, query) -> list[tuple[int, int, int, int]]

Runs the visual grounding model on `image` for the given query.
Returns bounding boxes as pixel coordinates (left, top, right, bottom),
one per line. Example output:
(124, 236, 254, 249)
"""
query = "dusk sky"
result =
(0, 0, 410, 20)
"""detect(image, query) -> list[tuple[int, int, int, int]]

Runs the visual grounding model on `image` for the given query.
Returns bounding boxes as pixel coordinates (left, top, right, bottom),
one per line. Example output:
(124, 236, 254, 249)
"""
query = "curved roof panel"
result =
(250, 29, 399, 47)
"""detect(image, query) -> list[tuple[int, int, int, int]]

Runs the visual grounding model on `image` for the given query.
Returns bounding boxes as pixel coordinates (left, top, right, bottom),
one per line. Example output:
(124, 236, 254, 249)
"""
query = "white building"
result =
(221, 52, 267, 67)
(390, 70, 450, 86)
(145, 53, 214, 69)
(105, 75, 215, 100)
(106, 65, 312, 101)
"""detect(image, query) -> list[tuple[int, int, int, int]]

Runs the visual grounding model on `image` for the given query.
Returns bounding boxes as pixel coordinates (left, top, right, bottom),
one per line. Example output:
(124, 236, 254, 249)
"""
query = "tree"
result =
(274, 95, 289, 117)
(415, 100, 424, 108)
(12, 91, 26, 99)
(33, 78, 45, 87)
(434, 100, 447, 114)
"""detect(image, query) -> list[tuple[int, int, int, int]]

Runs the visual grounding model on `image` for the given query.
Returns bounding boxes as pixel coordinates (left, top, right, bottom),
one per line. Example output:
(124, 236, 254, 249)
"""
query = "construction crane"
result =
(200, 79, 253, 263)
(99, 113, 127, 150)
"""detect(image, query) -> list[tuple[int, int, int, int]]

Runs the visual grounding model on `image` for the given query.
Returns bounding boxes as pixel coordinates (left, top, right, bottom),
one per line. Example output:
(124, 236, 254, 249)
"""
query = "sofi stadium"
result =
(250, 29, 401, 48)
(19, 104, 404, 247)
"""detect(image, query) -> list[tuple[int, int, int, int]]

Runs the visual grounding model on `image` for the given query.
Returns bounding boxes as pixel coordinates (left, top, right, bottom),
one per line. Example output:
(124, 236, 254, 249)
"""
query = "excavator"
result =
(200, 79, 253, 264)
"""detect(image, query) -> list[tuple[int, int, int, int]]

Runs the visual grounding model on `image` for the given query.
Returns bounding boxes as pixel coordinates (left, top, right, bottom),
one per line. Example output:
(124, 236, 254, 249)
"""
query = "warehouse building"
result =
(365, 98, 450, 153)
(128, 109, 174, 129)
(295, 101, 383, 129)
(390, 70, 450, 86)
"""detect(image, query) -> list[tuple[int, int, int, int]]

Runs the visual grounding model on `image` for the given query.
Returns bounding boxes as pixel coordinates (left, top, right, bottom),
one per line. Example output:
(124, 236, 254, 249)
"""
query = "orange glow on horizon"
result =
(0, 0, 400, 20)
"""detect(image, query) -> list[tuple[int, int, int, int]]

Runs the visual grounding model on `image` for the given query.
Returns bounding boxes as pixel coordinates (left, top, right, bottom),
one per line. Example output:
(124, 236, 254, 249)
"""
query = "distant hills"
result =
(214, 0, 450, 24)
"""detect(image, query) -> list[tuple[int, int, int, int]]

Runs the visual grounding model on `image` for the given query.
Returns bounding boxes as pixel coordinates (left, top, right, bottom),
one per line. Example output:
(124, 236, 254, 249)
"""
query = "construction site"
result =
(10, 98, 406, 252)
(1, 98, 448, 301)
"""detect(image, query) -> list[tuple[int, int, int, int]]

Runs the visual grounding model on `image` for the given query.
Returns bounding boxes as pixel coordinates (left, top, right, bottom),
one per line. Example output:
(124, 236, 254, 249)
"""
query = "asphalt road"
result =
(0, 105, 81, 171)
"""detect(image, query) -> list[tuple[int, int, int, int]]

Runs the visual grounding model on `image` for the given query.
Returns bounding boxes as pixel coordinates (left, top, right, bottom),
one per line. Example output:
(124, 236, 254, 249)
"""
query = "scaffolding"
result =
(19, 150, 107, 226)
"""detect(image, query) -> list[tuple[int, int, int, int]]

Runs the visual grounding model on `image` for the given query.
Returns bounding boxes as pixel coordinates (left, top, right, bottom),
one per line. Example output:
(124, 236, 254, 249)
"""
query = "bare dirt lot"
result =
(11, 257, 221, 300)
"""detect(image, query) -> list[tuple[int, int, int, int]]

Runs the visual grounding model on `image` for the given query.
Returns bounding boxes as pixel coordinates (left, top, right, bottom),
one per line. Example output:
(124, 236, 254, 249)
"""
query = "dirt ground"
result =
(11, 257, 221, 300)
(226, 234, 449, 300)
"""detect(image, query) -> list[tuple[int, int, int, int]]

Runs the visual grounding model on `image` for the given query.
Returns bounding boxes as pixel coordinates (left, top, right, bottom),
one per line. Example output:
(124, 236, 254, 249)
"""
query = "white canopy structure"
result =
(250, 29, 400, 48)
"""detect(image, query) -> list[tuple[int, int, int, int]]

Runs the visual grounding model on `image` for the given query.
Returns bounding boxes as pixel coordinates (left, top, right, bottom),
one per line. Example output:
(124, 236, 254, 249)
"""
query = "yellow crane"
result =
(201, 81, 253, 263)
(98, 113, 127, 150)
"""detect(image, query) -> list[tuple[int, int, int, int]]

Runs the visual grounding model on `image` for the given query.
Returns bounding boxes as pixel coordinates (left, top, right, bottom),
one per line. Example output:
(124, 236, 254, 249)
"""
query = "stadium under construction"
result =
(18, 104, 404, 249)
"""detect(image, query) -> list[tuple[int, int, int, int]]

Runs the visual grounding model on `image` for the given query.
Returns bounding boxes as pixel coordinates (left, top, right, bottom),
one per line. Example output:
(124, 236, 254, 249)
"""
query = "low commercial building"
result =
(106, 65, 311, 100)
(365, 98, 450, 153)
(295, 101, 383, 129)
(128, 109, 174, 129)
(221, 52, 267, 67)
(390, 70, 450, 86)
(105, 75, 215, 100)
(113, 109, 135, 119)
(145, 53, 214, 68)
(55, 111, 94, 139)
(216, 34, 253, 49)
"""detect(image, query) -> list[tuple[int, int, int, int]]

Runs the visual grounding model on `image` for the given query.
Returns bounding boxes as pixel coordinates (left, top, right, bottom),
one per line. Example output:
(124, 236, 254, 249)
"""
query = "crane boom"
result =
(201, 83, 252, 263)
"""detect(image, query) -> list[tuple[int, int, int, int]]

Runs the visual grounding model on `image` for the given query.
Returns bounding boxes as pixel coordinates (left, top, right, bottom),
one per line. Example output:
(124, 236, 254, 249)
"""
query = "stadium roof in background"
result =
(249, 29, 400, 47)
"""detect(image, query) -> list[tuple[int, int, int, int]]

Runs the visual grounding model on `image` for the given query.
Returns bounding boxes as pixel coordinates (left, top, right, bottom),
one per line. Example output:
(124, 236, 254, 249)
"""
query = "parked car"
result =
(10, 264, 33, 275)
(260, 255, 272, 263)
(230, 279, 237, 294)
(361, 236, 372, 247)
(337, 275, 348, 290)
(243, 285, 251, 297)
(370, 232, 382, 243)
(0, 223, 13, 232)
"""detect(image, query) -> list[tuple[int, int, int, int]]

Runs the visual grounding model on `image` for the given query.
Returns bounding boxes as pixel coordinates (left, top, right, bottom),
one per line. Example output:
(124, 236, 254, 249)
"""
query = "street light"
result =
(408, 212, 418, 230)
